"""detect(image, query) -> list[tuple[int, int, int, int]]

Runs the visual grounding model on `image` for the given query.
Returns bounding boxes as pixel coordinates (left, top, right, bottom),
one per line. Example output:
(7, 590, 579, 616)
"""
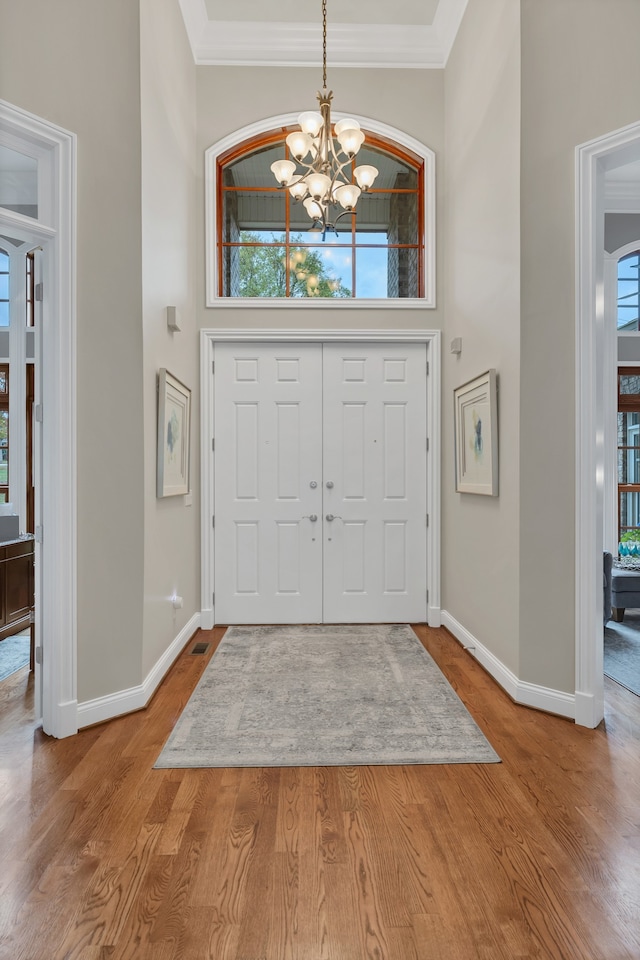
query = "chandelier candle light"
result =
(270, 0, 379, 238)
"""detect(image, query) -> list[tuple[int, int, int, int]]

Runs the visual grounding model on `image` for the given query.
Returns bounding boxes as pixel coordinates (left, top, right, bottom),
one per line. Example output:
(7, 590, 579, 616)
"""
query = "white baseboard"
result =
(77, 613, 201, 729)
(441, 610, 576, 721)
(42, 699, 79, 739)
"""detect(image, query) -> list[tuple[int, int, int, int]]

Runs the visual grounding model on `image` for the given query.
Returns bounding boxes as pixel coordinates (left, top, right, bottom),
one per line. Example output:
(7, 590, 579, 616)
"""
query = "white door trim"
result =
(576, 119, 640, 728)
(200, 328, 441, 629)
(0, 100, 77, 738)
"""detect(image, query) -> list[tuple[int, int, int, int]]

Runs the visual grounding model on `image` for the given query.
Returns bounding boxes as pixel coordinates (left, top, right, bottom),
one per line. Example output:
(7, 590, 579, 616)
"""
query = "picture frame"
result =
(454, 369, 498, 496)
(157, 369, 191, 497)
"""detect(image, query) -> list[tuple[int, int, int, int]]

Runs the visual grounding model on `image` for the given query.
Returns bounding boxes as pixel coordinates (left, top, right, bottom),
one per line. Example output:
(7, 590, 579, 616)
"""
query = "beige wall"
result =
(140, 0, 199, 677)
(520, 0, 640, 690)
(443, 0, 521, 672)
(0, 0, 145, 701)
(195, 65, 445, 333)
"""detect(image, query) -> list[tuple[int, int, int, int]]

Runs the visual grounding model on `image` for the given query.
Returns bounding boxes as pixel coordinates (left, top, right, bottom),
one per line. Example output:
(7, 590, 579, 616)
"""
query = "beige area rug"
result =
(155, 624, 500, 768)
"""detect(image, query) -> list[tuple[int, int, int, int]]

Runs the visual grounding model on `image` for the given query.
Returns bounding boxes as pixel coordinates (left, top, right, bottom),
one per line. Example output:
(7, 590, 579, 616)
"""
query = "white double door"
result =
(214, 342, 428, 624)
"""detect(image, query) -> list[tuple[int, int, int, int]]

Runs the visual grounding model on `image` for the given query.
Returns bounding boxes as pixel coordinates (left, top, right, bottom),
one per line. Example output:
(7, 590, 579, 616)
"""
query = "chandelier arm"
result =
(333, 208, 357, 224)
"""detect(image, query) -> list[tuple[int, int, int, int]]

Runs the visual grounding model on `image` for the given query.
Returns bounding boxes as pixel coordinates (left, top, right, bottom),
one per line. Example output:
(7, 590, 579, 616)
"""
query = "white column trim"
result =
(200, 328, 441, 628)
(0, 99, 77, 738)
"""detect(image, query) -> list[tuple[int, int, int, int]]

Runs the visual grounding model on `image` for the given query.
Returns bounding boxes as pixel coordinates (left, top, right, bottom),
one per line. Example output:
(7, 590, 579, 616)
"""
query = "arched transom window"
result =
(209, 123, 433, 304)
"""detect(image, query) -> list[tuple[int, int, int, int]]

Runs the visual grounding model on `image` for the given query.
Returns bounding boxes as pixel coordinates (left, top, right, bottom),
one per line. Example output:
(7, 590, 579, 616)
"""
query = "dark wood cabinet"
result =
(0, 535, 34, 642)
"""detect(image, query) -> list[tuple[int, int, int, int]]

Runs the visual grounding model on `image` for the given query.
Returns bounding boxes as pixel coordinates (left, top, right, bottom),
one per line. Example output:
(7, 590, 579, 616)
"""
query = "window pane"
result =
(223, 243, 287, 297)
(0, 408, 7, 487)
(355, 145, 418, 190)
(0, 274, 8, 299)
(619, 374, 640, 396)
(354, 192, 419, 246)
(620, 491, 640, 534)
(355, 246, 389, 298)
(223, 190, 286, 242)
(0, 302, 8, 327)
(618, 253, 640, 330)
(618, 412, 640, 483)
(288, 245, 352, 298)
(223, 143, 287, 189)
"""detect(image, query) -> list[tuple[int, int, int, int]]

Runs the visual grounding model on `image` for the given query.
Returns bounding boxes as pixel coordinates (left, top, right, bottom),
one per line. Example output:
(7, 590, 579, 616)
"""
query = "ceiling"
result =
(178, 0, 469, 68)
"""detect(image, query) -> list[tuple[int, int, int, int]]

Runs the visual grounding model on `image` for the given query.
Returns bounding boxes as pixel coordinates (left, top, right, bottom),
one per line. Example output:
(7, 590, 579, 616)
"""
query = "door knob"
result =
(326, 481, 334, 488)
(325, 514, 342, 522)
(302, 514, 318, 522)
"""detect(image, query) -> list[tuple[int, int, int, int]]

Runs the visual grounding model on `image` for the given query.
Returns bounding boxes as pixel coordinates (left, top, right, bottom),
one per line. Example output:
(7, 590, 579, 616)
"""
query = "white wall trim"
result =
(178, 0, 467, 68)
(432, 0, 469, 63)
(604, 180, 640, 213)
(205, 114, 436, 310)
(0, 99, 77, 739)
(201, 328, 441, 628)
(77, 613, 201, 729)
(441, 611, 576, 720)
(575, 119, 640, 729)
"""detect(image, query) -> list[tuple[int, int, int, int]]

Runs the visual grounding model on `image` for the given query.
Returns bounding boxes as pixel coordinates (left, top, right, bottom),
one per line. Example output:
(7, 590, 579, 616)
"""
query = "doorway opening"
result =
(576, 118, 640, 727)
(0, 99, 77, 737)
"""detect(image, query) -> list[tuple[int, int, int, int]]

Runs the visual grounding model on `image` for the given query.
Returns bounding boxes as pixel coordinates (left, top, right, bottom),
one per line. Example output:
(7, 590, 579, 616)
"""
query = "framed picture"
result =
(454, 369, 498, 496)
(157, 369, 191, 497)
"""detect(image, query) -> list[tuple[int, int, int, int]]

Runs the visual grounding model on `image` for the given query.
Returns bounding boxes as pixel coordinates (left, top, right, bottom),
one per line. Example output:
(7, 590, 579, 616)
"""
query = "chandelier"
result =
(270, 0, 379, 238)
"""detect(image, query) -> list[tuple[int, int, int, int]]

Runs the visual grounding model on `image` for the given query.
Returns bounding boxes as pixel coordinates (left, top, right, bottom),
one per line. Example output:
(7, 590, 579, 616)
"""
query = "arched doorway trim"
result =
(576, 119, 640, 728)
(0, 99, 77, 738)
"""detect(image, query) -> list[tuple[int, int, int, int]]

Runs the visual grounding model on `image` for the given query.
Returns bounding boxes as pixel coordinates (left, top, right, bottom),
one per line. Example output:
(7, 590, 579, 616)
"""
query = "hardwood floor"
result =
(1, 624, 639, 959)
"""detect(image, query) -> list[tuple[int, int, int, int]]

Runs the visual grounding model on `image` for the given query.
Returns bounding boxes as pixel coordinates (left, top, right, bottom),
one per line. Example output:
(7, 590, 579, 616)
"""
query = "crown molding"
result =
(178, 0, 467, 68)
(432, 0, 469, 62)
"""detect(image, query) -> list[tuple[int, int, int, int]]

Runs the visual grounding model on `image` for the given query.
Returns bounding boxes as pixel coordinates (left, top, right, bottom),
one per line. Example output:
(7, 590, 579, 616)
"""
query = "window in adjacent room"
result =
(617, 366, 640, 540)
(618, 252, 640, 331)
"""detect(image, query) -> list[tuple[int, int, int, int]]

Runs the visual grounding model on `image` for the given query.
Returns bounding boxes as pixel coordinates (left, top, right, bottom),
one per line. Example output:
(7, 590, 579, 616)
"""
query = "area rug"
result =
(0, 631, 30, 682)
(605, 613, 640, 697)
(155, 624, 500, 768)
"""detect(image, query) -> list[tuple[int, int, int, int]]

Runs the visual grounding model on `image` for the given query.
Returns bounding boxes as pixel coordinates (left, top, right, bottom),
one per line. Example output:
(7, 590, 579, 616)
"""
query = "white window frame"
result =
(205, 114, 436, 309)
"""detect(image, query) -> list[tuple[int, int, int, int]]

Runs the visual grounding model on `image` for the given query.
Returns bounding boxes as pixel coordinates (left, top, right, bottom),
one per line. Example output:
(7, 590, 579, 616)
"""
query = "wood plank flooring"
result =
(1, 624, 639, 959)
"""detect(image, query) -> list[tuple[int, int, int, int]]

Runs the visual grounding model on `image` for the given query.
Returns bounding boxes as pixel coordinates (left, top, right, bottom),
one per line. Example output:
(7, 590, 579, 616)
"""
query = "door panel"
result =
(215, 343, 323, 623)
(214, 341, 427, 624)
(322, 343, 427, 622)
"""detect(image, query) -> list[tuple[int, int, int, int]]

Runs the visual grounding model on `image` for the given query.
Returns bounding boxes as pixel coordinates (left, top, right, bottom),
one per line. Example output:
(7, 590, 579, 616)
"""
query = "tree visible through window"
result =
(217, 133, 424, 299)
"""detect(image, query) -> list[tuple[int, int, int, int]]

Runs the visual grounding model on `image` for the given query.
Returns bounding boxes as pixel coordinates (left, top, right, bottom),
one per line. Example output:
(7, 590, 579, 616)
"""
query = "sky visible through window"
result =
(0, 250, 9, 327)
(618, 252, 640, 331)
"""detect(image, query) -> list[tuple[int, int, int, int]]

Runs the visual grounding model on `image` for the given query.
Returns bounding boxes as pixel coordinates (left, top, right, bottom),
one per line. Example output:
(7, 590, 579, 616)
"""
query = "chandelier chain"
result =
(322, 0, 327, 90)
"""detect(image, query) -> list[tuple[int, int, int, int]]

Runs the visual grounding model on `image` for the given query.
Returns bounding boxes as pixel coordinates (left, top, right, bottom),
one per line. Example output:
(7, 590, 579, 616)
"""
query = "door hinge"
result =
(35, 404, 43, 422)
(212, 360, 215, 374)
(426, 360, 430, 375)
(35, 646, 43, 664)
(426, 437, 429, 452)
(212, 515, 215, 528)
(35, 282, 44, 302)
(212, 438, 215, 452)
(212, 591, 215, 605)
(426, 589, 429, 603)
(35, 525, 43, 543)
(426, 514, 429, 527)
